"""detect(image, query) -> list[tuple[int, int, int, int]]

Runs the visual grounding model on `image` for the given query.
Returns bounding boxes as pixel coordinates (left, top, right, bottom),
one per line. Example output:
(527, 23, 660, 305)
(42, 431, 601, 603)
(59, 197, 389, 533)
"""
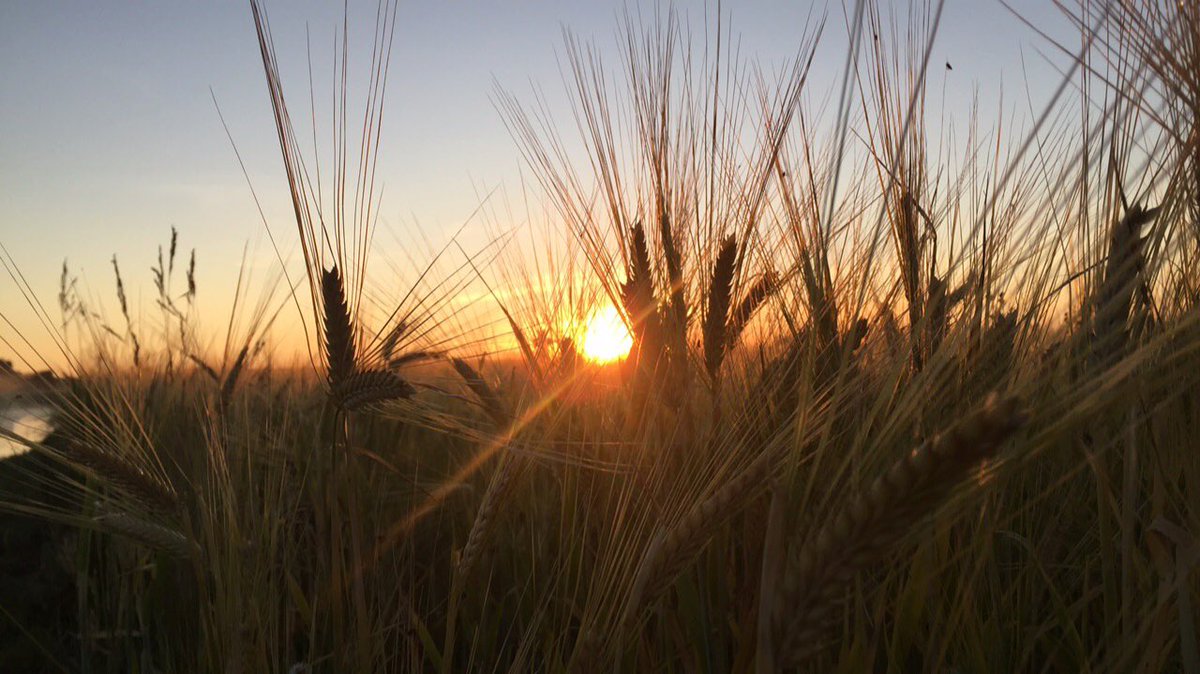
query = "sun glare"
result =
(577, 305, 633, 364)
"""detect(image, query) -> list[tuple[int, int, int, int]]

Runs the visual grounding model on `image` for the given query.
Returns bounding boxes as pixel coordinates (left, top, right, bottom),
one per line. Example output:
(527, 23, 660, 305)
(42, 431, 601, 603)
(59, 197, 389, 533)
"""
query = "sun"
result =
(577, 304, 634, 364)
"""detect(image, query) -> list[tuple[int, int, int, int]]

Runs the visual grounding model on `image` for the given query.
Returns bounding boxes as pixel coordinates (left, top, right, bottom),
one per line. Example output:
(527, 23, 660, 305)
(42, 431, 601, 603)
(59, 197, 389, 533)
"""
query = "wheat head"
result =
(771, 393, 1024, 667)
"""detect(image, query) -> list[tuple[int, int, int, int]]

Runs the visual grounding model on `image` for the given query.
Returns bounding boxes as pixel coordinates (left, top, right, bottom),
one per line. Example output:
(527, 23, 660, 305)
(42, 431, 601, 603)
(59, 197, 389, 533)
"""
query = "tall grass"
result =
(1, 0, 1199, 672)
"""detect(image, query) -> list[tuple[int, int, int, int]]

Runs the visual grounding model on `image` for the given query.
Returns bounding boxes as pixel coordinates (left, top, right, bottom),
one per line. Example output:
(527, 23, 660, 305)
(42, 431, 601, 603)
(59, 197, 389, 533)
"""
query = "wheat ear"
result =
(387, 350, 441, 370)
(703, 235, 738, 380)
(219, 343, 249, 407)
(756, 485, 788, 674)
(659, 210, 685, 330)
(330, 368, 415, 411)
(450, 358, 509, 426)
(68, 441, 179, 513)
(451, 357, 518, 580)
(621, 222, 664, 364)
(728, 271, 777, 351)
(379, 320, 406, 363)
(456, 452, 521, 581)
(97, 512, 197, 559)
(188, 354, 220, 382)
(772, 393, 1024, 667)
(623, 440, 782, 629)
(1089, 204, 1158, 370)
(319, 266, 415, 410)
(321, 265, 355, 386)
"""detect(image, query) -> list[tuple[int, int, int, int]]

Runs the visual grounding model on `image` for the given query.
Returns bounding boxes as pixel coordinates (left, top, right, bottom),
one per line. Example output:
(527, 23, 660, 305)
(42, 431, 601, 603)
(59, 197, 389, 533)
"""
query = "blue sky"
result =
(0, 0, 1073, 367)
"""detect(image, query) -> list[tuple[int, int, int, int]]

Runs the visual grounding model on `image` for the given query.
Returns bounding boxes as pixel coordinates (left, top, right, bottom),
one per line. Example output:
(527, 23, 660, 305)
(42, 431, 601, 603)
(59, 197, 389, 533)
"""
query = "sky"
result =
(0, 0, 1074, 371)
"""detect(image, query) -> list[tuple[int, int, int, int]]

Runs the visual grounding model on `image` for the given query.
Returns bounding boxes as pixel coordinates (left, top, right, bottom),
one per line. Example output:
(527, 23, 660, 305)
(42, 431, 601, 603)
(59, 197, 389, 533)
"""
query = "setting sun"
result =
(576, 305, 633, 364)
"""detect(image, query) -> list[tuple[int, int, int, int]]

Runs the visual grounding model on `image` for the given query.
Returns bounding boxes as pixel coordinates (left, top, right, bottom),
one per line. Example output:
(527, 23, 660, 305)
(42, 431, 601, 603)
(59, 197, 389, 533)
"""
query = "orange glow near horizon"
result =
(575, 304, 633, 364)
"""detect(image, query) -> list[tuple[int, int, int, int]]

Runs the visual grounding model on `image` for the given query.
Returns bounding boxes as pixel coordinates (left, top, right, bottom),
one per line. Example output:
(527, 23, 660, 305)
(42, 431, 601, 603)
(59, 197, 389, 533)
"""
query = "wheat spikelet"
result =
(704, 235, 738, 380)
(331, 369, 414, 411)
(772, 394, 1024, 667)
(322, 266, 355, 385)
(67, 441, 179, 513)
(97, 512, 197, 559)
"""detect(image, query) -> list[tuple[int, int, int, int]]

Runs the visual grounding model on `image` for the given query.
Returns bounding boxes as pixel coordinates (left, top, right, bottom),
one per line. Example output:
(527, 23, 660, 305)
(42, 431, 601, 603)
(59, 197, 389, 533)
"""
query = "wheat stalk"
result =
(771, 393, 1024, 667)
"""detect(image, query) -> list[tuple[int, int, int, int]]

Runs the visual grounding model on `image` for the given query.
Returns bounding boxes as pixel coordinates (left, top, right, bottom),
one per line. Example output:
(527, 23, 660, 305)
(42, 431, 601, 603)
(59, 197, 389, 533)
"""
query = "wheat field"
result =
(1, 0, 1199, 672)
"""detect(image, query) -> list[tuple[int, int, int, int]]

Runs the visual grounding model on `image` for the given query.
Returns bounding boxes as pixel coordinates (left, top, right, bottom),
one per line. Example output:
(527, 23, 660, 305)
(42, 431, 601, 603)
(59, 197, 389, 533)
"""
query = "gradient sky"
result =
(0, 1, 1073, 370)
